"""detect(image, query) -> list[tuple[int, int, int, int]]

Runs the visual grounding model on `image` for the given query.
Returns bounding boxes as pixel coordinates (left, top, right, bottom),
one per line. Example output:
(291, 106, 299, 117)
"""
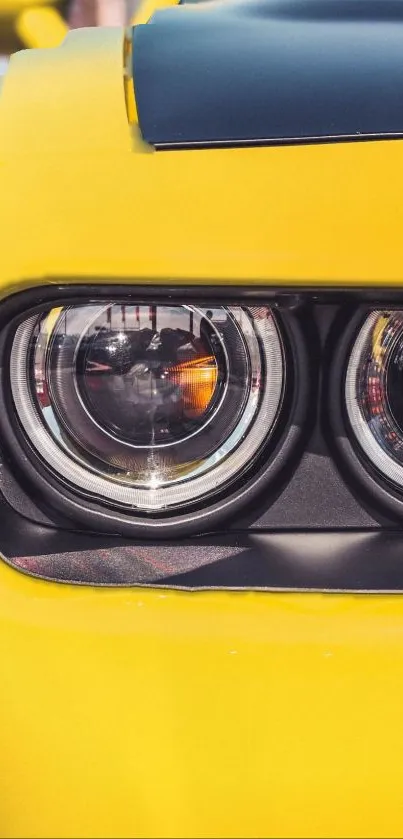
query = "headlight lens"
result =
(346, 310, 403, 489)
(10, 303, 285, 512)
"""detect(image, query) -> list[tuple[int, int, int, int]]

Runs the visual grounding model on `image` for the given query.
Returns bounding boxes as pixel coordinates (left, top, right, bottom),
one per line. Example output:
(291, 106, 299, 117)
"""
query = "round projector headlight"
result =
(10, 303, 285, 513)
(346, 310, 403, 490)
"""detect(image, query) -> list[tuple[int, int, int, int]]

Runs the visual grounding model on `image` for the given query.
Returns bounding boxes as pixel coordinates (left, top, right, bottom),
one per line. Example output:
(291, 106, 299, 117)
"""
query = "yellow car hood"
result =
(0, 26, 403, 293)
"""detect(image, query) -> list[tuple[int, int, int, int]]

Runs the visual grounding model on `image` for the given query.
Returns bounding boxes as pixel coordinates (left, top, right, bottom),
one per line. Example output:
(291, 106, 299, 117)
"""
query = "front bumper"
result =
(0, 529, 403, 839)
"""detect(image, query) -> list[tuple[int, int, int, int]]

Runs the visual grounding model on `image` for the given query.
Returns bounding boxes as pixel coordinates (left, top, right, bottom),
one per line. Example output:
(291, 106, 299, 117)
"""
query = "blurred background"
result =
(69, 0, 139, 26)
(0, 0, 140, 74)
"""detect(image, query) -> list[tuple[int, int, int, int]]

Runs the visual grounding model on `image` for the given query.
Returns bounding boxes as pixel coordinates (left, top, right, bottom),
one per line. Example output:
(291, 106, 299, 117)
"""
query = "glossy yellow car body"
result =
(1, 5, 403, 838)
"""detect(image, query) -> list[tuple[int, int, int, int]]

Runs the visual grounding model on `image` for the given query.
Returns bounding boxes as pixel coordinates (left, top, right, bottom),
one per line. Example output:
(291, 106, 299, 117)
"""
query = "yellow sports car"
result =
(2, 1, 403, 837)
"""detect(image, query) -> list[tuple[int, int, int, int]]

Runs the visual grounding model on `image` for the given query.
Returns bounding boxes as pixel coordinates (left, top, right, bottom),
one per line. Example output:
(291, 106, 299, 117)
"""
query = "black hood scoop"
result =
(132, 0, 403, 148)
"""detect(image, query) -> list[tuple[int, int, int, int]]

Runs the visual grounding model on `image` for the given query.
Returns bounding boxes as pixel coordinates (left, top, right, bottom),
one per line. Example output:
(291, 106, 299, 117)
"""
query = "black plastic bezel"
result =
(0, 285, 311, 539)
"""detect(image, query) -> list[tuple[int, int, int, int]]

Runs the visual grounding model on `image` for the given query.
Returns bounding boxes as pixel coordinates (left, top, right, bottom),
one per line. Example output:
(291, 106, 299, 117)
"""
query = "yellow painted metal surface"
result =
(132, 0, 179, 26)
(1, 26, 403, 292)
(0, 557, 402, 839)
(1, 10, 403, 839)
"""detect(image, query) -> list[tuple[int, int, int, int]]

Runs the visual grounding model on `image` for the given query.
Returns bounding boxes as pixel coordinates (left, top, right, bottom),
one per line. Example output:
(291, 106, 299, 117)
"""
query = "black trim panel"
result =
(2, 497, 403, 591)
(132, 0, 403, 148)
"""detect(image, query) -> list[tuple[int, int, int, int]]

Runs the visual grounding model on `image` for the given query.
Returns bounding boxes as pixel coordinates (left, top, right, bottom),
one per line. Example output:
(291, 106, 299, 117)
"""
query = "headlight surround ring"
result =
(328, 305, 403, 522)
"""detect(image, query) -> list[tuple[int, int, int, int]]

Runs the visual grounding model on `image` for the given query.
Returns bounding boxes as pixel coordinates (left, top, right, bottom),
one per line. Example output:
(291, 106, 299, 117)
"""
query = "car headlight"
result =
(345, 310, 403, 491)
(9, 301, 288, 526)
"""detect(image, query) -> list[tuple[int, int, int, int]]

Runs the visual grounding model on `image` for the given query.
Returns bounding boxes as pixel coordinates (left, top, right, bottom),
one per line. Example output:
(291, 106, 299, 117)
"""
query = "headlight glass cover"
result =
(10, 303, 285, 512)
(346, 310, 403, 489)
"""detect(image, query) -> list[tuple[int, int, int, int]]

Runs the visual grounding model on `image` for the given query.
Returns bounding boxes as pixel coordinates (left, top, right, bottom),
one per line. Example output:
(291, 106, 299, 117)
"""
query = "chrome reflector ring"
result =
(10, 304, 285, 512)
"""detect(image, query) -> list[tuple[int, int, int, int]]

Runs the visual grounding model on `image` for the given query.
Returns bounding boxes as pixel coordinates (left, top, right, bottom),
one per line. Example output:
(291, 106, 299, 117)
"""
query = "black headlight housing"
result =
(2, 284, 403, 592)
(328, 305, 403, 521)
(0, 285, 309, 539)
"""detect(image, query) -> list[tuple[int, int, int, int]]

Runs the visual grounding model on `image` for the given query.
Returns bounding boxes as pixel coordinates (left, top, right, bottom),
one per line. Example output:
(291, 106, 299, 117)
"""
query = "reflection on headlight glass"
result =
(346, 310, 403, 489)
(11, 303, 285, 511)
